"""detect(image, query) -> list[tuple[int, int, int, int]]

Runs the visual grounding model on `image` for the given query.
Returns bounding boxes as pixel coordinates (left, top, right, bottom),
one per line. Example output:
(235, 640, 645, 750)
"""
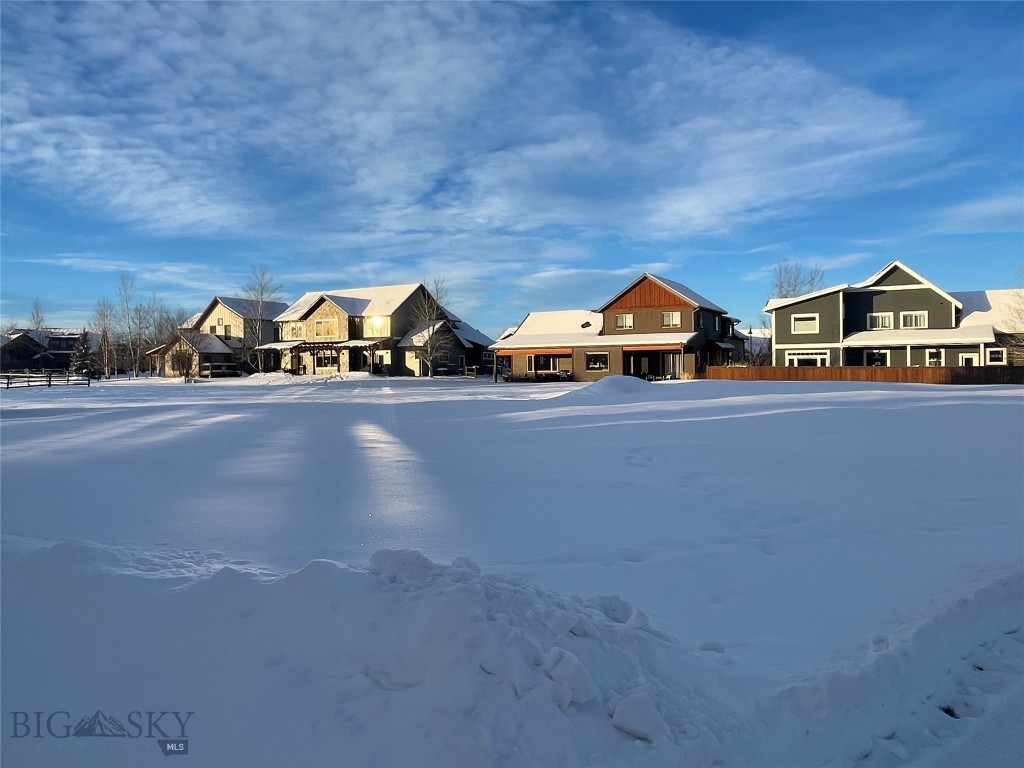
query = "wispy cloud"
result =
(1, 2, 946, 248)
(929, 191, 1024, 234)
(742, 252, 872, 282)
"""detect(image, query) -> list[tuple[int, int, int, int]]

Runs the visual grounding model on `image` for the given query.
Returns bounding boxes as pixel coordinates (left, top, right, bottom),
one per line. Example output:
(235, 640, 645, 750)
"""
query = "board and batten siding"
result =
(602, 278, 697, 335)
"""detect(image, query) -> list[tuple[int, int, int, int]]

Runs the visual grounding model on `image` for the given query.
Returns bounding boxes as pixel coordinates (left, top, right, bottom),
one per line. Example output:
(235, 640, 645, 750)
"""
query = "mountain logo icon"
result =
(72, 709, 127, 737)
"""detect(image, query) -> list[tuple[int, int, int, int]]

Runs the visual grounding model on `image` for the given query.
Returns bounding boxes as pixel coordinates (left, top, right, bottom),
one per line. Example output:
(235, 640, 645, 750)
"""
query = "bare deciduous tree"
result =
(242, 264, 283, 372)
(91, 297, 117, 379)
(29, 298, 45, 330)
(410, 278, 455, 378)
(116, 272, 138, 375)
(770, 260, 825, 299)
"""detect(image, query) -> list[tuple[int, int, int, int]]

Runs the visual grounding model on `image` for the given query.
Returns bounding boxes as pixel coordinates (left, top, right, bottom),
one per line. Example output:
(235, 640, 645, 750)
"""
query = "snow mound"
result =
(554, 375, 655, 404)
(2, 541, 743, 767)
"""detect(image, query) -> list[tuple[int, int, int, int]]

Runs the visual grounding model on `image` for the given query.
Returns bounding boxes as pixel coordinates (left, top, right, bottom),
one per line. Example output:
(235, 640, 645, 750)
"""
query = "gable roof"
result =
(276, 284, 421, 322)
(398, 319, 495, 350)
(852, 261, 962, 309)
(763, 284, 849, 312)
(954, 289, 1024, 334)
(598, 273, 727, 314)
(216, 297, 290, 320)
(490, 310, 604, 350)
(178, 332, 235, 354)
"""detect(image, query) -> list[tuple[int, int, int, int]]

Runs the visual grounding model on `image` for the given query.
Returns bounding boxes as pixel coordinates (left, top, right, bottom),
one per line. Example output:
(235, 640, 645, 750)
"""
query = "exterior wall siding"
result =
(874, 266, 923, 288)
(773, 293, 843, 345)
(602, 307, 696, 335)
(844, 288, 954, 333)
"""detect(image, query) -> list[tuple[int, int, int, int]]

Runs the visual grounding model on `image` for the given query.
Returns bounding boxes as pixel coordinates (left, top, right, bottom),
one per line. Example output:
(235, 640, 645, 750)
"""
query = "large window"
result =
(289, 323, 304, 340)
(527, 354, 560, 372)
(867, 312, 894, 330)
(791, 314, 819, 334)
(900, 311, 928, 329)
(314, 319, 338, 338)
(314, 349, 338, 369)
(585, 352, 609, 371)
(661, 311, 681, 328)
(615, 314, 634, 330)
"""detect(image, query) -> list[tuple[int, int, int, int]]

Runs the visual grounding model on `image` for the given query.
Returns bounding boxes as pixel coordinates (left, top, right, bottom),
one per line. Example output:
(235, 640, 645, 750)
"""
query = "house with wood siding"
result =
(259, 283, 493, 376)
(764, 261, 1023, 367)
(491, 273, 745, 381)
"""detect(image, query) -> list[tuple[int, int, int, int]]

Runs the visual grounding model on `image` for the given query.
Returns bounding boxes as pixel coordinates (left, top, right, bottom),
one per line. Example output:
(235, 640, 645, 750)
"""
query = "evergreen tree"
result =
(70, 328, 94, 376)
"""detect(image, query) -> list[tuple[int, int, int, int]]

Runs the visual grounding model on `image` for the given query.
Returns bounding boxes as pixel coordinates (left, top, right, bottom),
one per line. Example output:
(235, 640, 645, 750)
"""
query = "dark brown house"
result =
(492, 273, 745, 381)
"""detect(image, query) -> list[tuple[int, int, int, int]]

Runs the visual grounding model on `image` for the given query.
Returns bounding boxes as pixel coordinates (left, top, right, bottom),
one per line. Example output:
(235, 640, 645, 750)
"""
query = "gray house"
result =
(764, 261, 1023, 367)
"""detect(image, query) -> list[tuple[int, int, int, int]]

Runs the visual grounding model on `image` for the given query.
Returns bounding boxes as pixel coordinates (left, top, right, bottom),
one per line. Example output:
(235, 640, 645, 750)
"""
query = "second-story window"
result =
(791, 314, 819, 334)
(661, 311, 681, 328)
(867, 312, 894, 330)
(615, 314, 634, 330)
(290, 322, 304, 340)
(314, 319, 338, 338)
(900, 311, 928, 329)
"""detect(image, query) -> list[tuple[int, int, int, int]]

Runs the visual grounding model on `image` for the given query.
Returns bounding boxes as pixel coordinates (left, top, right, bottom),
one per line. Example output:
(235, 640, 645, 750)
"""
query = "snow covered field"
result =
(2, 374, 1022, 766)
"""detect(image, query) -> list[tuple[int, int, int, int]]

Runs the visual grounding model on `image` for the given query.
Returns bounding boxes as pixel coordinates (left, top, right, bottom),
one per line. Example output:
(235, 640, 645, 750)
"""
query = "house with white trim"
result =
(491, 273, 745, 381)
(763, 261, 1023, 367)
(260, 283, 493, 376)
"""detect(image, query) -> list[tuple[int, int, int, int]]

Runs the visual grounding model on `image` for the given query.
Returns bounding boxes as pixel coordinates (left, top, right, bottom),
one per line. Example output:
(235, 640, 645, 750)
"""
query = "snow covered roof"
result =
(491, 310, 604, 350)
(599, 274, 727, 314)
(276, 284, 421, 322)
(181, 312, 203, 329)
(953, 289, 1024, 334)
(215, 297, 290, 321)
(180, 332, 235, 354)
(764, 284, 848, 312)
(399, 320, 495, 350)
(497, 326, 520, 341)
(491, 310, 698, 350)
(843, 325, 996, 347)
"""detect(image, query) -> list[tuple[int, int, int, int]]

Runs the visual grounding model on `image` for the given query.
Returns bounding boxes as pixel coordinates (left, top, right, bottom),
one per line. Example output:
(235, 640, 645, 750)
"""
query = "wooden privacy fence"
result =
(706, 366, 1024, 385)
(3, 371, 92, 389)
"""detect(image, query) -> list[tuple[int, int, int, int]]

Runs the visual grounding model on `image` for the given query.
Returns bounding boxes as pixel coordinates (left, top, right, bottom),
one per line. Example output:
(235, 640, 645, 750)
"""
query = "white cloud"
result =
(1, 1, 944, 250)
(929, 192, 1024, 234)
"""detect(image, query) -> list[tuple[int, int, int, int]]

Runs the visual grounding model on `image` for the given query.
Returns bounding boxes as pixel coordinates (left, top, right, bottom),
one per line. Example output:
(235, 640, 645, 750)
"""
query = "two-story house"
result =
(491, 273, 745, 381)
(159, 296, 290, 377)
(261, 283, 494, 376)
(764, 261, 1023, 367)
(1, 328, 96, 372)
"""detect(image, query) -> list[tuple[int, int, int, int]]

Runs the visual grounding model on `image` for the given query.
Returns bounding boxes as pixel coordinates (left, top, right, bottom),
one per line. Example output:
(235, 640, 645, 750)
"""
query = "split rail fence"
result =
(3, 371, 92, 389)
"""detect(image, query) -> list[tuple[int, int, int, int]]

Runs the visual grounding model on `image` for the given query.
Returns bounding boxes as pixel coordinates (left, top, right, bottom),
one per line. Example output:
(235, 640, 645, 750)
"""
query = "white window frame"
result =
(925, 348, 945, 367)
(314, 319, 338, 338)
(585, 352, 609, 371)
(661, 311, 681, 328)
(864, 349, 891, 366)
(784, 350, 829, 367)
(790, 313, 820, 335)
(482, 350, 494, 361)
(527, 354, 560, 373)
(986, 347, 1007, 365)
(900, 311, 928, 329)
(615, 314, 634, 330)
(867, 312, 894, 330)
(959, 353, 980, 367)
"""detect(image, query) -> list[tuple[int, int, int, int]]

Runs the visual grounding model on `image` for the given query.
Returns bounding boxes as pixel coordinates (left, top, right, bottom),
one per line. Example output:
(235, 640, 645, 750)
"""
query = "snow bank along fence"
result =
(706, 366, 1024, 385)
(3, 371, 92, 389)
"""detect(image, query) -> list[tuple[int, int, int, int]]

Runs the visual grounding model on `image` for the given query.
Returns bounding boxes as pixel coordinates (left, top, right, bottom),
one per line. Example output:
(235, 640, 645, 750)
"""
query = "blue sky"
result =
(2, 1, 1021, 337)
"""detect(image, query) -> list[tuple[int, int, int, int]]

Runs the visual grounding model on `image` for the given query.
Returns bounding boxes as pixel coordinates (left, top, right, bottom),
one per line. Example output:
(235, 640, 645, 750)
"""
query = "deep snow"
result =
(1, 374, 1022, 766)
